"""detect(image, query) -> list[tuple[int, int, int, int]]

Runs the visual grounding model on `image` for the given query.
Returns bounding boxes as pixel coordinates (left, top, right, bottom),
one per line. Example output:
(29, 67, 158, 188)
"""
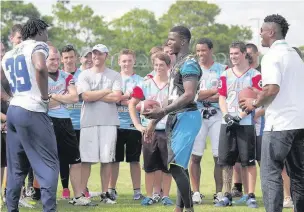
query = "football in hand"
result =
(136, 100, 160, 114)
(238, 87, 257, 101)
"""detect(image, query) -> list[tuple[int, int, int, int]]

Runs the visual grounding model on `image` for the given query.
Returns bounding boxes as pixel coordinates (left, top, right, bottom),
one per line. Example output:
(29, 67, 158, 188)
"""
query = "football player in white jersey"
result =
(1, 18, 59, 212)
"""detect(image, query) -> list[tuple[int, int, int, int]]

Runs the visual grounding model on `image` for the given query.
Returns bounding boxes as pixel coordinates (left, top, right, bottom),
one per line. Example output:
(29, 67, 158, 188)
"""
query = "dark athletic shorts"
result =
(115, 129, 142, 163)
(143, 130, 169, 173)
(218, 124, 256, 167)
(51, 117, 81, 165)
(1, 133, 6, 167)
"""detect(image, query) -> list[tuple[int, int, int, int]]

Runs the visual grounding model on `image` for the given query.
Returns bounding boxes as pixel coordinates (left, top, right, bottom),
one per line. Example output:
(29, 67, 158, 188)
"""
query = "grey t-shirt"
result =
(77, 68, 122, 128)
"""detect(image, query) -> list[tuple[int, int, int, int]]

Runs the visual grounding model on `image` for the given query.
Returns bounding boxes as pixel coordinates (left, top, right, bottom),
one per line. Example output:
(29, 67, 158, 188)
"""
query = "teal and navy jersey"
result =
(67, 68, 82, 130)
(197, 62, 227, 109)
(118, 74, 143, 130)
(218, 68, 262, 125)
(168, 54, 202, 113)
(132, 78, 169, 130)
(48, 70, 74, 118)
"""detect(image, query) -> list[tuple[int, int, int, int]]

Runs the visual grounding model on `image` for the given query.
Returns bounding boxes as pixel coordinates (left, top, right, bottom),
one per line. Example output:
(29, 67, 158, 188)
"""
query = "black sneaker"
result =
(100, 192, 116, 204)
(31, 187, 41, 201)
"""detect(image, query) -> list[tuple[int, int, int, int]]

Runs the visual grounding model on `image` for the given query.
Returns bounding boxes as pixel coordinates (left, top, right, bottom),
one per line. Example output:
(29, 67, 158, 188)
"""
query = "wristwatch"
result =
(252, 99, 258, 108)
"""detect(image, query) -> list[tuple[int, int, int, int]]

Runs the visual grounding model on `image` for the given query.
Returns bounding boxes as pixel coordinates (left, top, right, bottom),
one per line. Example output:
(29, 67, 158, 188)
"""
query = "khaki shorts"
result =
(80, 126, 117, 163)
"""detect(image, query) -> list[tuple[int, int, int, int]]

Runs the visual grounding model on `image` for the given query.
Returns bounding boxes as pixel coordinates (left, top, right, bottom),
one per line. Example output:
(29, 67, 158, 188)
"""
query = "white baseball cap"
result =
(92, 44, 109, 53)
(80, 48, 92, 57)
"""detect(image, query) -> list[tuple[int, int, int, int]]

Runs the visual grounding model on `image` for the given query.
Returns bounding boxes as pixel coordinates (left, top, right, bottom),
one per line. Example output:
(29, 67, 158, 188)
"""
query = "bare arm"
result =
(128, 97, 142, 129)
(100, 91, 122, 103)
(219, 95, 228, 115)
(81, 89, 112, 102)
(32, 52, 49, 100)
(1, 113, 6, 122)
(254, 108, 265, 119)
(49, 99, 61, 109)
(51, 85, 79, 104)
(197, 88, 217, 101)
(164, 79, 198, 114)
(254, 85, 279, 108)
(205, 93, 219, 103)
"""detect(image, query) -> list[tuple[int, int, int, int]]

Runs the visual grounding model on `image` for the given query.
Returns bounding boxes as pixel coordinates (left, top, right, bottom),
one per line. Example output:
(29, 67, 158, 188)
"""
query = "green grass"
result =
(3, 141, 293, 212)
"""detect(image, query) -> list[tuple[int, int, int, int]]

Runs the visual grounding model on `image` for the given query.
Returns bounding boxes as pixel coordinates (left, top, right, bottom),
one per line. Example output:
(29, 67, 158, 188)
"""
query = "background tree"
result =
(159, 0, 252, 54)
(1, 1, 40, 48)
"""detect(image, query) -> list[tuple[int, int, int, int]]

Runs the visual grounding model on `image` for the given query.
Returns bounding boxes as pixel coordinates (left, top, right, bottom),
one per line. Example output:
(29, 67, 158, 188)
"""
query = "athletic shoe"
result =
(69, 196, 92, 206)
(161, 196, 173, 206)
(192, 191, 203, 204)
(25, 186, 35, 197)
(31, 188, 41, 201)
(152, 193, 161, 203)
(3, 188, 6, 203)
(100, 192, 116, 204)
(19, 197, 34, 208)
(133, 192, 144, 200)
(231, 186, 243, 197)
(283, 196, 294, 208)
(234, 194, 248, 205)
(108, 189, 117, 200)
(62, 188, 70, 199)
(89, 191, 102, 198)
(214, 192, 232, 207)
(246, 193, 258, 208)
(83, 187, 90, 198)
(141, 197, 153, 206)
(213, 192, 224, 204)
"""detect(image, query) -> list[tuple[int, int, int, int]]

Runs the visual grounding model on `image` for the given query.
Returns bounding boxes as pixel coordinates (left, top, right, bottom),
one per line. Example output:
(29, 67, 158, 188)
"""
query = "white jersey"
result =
(1, 40, 49, 112)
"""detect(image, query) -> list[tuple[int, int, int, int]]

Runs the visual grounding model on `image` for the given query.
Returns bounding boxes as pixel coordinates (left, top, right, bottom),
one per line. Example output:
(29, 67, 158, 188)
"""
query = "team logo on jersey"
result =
(258, 80, 262, 88)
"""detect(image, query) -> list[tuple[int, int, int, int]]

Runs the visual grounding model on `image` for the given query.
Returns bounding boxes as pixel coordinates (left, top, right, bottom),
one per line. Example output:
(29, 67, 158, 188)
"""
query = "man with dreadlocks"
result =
(240, 14, 304, 212)
(1, 18, 59, 212)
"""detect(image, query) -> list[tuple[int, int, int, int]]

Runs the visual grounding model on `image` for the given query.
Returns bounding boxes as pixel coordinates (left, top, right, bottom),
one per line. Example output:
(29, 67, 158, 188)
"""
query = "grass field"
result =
(2, 141, 293, 212)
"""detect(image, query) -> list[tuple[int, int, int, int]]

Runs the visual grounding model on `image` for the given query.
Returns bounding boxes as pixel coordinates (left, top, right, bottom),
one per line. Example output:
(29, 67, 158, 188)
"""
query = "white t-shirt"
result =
(1, 40, 49, 112)
(77, 68, 122, 128)
(261, 40, 304, 131)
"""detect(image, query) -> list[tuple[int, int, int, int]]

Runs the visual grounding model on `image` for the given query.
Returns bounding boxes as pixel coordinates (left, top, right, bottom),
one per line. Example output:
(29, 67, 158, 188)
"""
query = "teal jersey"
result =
(67, 68, 82, 130)
(197, 62, 227, 109)
(118, 74, 143, 129)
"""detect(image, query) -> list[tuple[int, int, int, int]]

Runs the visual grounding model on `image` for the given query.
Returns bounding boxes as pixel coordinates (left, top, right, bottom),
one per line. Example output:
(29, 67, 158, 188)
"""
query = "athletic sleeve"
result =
(76, 71, 91, 94)
(261, 55, 281, 87)
(180, 59, 201, 82)
(112, 73, 122, 91)
(218, 72, 227, 97)
(65, 74, 75, 86)
(251, 73, 262, 91)
(132, 86, 145, 100)
(32, 42, 49, 59)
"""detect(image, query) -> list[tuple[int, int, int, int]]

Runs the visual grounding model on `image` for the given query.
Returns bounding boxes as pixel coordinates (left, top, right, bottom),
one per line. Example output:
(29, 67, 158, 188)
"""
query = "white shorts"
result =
(80, 126, 117, 163)
(192, 109, 222, 157)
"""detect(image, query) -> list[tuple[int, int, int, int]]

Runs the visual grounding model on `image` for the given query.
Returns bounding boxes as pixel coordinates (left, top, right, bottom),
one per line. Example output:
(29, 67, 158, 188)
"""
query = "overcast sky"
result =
(26, 0, 304, 53)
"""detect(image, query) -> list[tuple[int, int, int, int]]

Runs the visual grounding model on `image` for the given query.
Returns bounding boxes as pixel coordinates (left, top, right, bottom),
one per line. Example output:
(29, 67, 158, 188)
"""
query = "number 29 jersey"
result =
(2, 40, 49, 112)
(218, 68, 262, 125)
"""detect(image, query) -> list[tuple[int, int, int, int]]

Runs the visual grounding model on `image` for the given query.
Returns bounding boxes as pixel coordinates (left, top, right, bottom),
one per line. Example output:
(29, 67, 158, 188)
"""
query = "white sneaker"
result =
(69, 196, 91, 206)
(102, 198, 116, 204)
(283, 196, 294, 208)
(89, 192, 102, 198)
(192, 191, 202, 204)
(19, 198, 34, 208)
(152, 193, 161, 203)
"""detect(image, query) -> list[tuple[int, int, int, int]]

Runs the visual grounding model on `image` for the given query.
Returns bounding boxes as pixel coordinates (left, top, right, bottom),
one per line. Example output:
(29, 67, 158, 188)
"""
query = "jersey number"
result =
(5, 55, 32, 93)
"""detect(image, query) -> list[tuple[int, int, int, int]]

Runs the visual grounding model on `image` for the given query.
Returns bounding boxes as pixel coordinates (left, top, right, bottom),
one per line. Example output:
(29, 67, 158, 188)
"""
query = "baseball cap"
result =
(80, 48, 92, 57)
(92, 44, 109, 53)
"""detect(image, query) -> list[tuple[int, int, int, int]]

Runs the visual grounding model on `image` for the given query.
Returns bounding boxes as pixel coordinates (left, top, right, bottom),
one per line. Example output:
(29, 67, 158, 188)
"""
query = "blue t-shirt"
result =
(118, 74, 143, 129)
(197, 62, 227, 110)
(67, 68, 82, 130)
(48, 70, 74, 118)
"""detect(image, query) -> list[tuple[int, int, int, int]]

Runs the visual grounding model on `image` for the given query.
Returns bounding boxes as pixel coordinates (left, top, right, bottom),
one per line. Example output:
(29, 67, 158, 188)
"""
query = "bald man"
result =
(46, 46, 91, 206)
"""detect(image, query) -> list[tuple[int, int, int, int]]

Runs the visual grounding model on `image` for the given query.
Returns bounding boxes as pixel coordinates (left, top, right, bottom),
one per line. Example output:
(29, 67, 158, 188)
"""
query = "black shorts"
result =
(143, 130, 169, 173)
(256, 135, 262, 162)
(1, 133, 6, 168)
(115, 129, 142, 163)
(51, 117, 81, 165)
(75, 129, 80, 143)
(218, 124, 256, 167)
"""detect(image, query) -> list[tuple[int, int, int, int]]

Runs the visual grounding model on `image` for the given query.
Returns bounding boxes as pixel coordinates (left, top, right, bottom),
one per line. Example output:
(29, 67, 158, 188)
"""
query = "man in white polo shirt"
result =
(77, 44, 122, 204)
(239, 14, 304, 212)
